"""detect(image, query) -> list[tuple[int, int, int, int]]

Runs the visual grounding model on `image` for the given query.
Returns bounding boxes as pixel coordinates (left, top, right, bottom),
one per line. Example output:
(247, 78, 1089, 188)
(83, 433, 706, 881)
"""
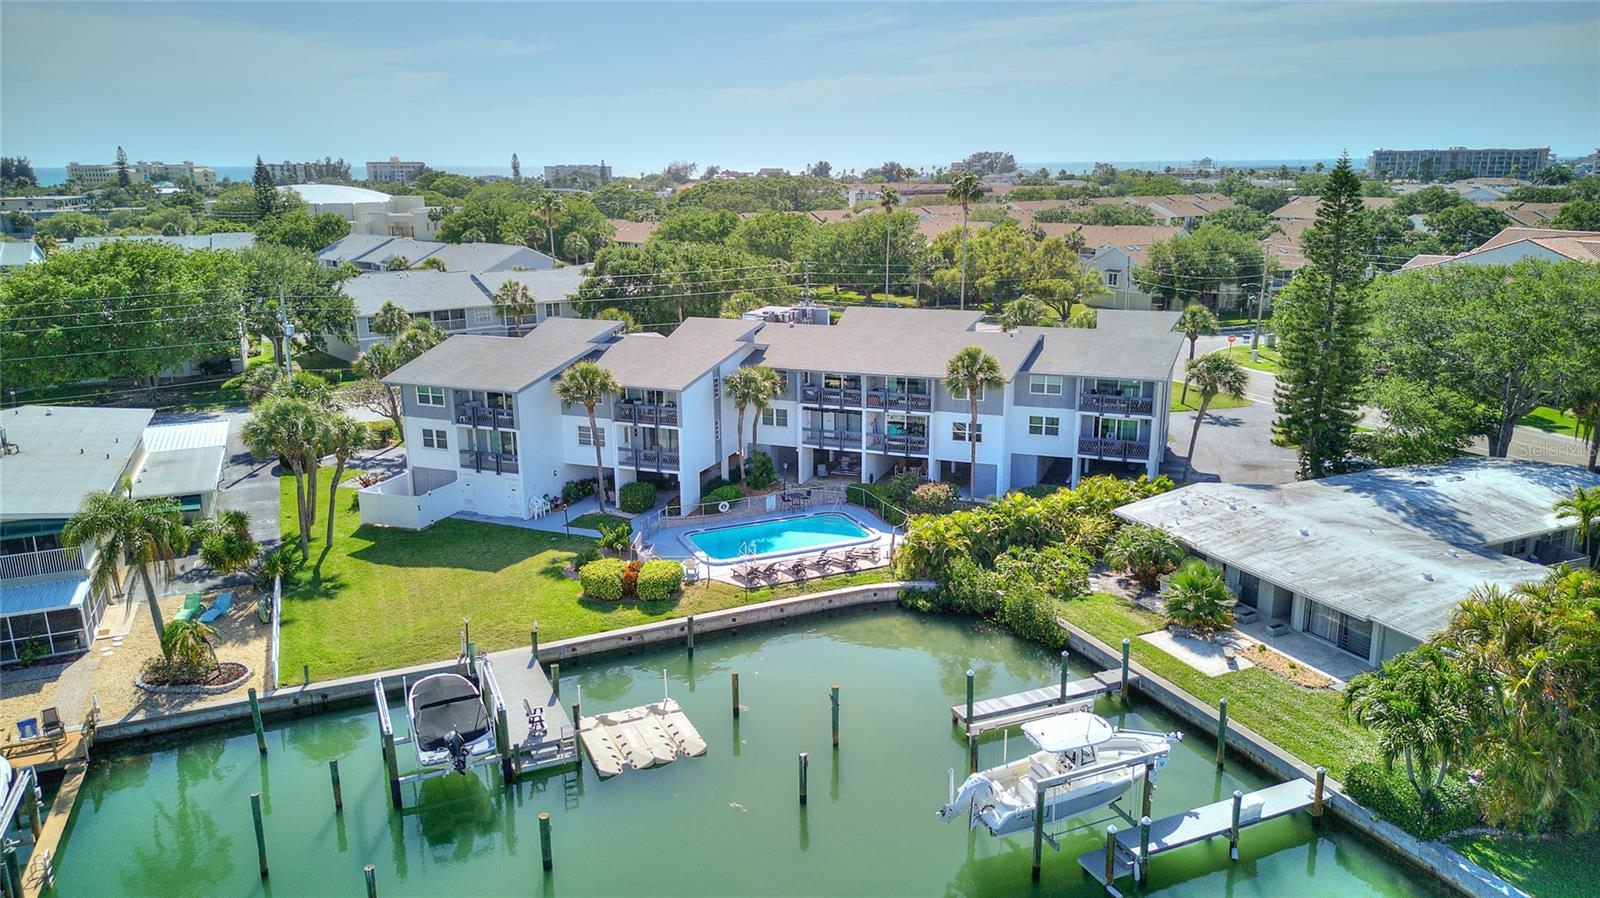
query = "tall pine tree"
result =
(115, 145, 130, 187)
(252, 155, 278, 222)
(511, 153, 521, 180)
(1273, 153, 1372, 479)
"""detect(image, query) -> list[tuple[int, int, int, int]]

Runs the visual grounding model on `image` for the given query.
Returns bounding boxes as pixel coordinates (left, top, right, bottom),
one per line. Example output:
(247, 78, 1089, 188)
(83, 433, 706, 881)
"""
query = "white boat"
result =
(937, 712, 1181, 836)
(406, 673, 496, 773)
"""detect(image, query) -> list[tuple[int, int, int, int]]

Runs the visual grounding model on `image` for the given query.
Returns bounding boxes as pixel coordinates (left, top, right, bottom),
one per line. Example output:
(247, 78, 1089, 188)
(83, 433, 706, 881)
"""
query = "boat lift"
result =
(372, 666, 506, 809)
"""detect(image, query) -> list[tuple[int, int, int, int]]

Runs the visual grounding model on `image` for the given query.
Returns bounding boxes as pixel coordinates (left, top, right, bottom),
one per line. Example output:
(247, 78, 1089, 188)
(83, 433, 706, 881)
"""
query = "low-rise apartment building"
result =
(365, 307, 1183, 527)
(65, 160, 216, 186)
(315, 234, 556, 273)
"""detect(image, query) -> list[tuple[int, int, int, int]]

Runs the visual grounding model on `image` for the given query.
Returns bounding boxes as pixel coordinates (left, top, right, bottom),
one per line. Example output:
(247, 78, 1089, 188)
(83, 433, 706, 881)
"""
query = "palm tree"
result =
(492, 279, 537, 335)
(322, 415, 368, 548)
(751, 367, 782, 462)
(724, 368, 767, 481)
(1104, 524, 1185, 589)
(162, 619, 220, 673)
(243, 396, 327, 559)
(1176, 304, 1220, 404)
(945, 172, 983, 310)
(385, 255, 411, 271)
(998, 296, 1050, 330)
(1180, 353, 1248, 481)
(191, 510, 259, 578)
(370, 300, 412, 339)
(1554, 485, 1600, 566)
(555, 362, 620, 512)
(945, 346, 1005, 496)
(1163, 559, 1234, 635)
(879, 186, 900, 298)
(537, 193, 561, 259)
(62, 492, 187, 651)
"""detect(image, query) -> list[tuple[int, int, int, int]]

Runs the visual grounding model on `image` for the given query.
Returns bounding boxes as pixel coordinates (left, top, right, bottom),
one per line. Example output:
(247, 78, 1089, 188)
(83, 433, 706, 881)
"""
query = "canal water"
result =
(54, 608, 1444, 897)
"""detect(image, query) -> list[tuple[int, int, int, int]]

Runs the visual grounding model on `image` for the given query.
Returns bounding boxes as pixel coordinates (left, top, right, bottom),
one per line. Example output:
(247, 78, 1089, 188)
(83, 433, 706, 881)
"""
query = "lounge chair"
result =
(754, 562, 782, 580)
(786, 559, 811, 579)
(40, 707, 64, 739)
(173, 593, 204, 622)
(197, 590, 234, 624)
(847, 546, 880, 563)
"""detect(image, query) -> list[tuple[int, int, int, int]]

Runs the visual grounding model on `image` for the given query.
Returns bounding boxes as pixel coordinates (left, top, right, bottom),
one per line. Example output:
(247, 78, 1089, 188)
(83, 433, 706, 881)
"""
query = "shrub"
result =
(1345, 762, 1480, 840)
(1163, 559, 1234, 635)
(705, 484, 743, 507)
(880, 470, 925, 504)
(744, 451, 776, 489)
(365, 420, 399, 447)
(579, 558, 626, 600)
(141, 656, 213, 686)
(846, 482, 907, 526)
(907, 481, 960, 515)
(618, 481, 657, 513)
(562, 478, 597, 505)
(1000, 584, 1067, 648)
(1104, 524, 1186, 589)
(621, 560, 643, 596)
(598, 522, 632, 554)
(635, 559, 685, 600)
(571, 545, 601, 570)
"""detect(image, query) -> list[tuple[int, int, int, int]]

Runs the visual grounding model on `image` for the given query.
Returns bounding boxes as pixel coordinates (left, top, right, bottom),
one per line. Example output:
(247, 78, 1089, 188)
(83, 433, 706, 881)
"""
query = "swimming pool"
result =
(686, 512, 873, 560)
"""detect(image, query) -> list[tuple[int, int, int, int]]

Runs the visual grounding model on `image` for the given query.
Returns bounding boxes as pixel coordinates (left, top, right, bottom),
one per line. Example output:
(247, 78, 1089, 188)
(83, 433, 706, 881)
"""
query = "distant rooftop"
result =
(285, 183, 394, 205)
(0, 406, 154, 519)
(67, 233, 256, 251)
(341, 268, 586, 316)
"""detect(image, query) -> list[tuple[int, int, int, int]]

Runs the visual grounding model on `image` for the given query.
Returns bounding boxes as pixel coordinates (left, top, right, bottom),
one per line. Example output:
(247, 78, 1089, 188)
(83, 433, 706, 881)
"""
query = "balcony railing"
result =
(614, 403, 680, 427)
(865, 390, 933, 411)
(0, 545, 88, 581)
(1077, 437, 1152, 460)
(866, 433, 929, 454)
(802, 428, 862, 448)
(1081, 393, 1155, 416)
(618, 447, 680, 469)
(458, 449, 520, 474)
(454, 403, 515, 429)
(800, 384, 863, 406)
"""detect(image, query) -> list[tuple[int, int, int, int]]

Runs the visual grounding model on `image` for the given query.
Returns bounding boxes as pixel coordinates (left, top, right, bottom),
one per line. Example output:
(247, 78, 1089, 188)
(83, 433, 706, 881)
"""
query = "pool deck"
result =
(644, 504, 898, 585)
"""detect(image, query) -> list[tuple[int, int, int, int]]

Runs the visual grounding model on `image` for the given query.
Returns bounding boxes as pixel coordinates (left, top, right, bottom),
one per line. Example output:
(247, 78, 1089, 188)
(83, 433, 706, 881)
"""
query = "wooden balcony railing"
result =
(865, 390, 933, 411)
(1077, 437, 1152, 460)
(800, 384, 863, 406)
(866, 434, 929, 454)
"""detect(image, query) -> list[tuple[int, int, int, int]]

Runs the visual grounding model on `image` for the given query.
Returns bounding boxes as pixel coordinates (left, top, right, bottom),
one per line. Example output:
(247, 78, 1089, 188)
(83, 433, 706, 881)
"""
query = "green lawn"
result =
(811, 286, 918, 307)
(1449, 831, 1593, 898)
(1518, 406, 1581, 437)
(1170, 381, 1254, 413)
(1217, 344, 1283, 374)
(568, 512, 630, 532)
(278, 469, 890, 683)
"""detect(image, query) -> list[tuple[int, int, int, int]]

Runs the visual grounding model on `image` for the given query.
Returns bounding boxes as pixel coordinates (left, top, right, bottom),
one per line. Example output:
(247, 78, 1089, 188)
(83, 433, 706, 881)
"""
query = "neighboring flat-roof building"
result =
(263, 159, 353, 184)
(313, 234, 557, 274)
(1367, 147, 1551, 179)
(66, 233, 257, 252)
(1116, 459, 1599, 668)
(285, 183, 440, 240)
(366, 156, 427, 184)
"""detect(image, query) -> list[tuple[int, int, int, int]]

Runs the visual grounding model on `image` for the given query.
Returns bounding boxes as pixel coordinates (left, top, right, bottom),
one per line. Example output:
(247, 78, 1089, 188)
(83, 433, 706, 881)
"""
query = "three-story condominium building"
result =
(365, 307, 1184, 528)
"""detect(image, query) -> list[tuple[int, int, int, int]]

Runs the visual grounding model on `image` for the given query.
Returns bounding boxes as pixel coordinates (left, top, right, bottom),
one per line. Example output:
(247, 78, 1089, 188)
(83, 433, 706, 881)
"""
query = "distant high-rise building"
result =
(366, 156, 427, 184)
(263, 158, 353, 184)
(542, 162, 612, 186)
(1366, 146, 1551, 179)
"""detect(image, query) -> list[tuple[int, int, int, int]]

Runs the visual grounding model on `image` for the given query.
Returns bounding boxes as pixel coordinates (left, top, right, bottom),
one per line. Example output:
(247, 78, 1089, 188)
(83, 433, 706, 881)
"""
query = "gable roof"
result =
(1270, 195, 1395, 220)
(1032, 223, 1186, 265)
(317, 234, 396, 265)
(0, 242, 42, 266)
(341, 268, 588, 317)
(1482, 201, 1566, 228)
(1018, 310, 1184, 381)
(754, 307, 1036, 380)
(1407, 226, 1600, 268)
(385, 318, 622, 393)
(591, 319, 760, 391)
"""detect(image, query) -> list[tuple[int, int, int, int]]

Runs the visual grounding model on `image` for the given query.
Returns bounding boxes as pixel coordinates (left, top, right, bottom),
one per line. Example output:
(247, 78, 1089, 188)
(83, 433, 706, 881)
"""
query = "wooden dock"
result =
(20, 761, 87, 898)
(952, 669, 1135, 735)
(481, 656, 578, 775)
(1076, 779, 1317, 896)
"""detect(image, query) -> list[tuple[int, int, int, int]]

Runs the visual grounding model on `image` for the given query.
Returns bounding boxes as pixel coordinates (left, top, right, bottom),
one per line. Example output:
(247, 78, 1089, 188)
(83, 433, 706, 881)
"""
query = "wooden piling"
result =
(381, 730, 402, 809)
(830, 684, 840, 749)
(798, 752, 809, 805)
(967, 732, 978, 774)
(1031, 785, 1046, 880)
(466, 641, 477, 678)
(363, 864, 377, 898)
(1215, 697, 1228, 769)
(329, 759, 343, 811)
(496, 704, 514, 781)
(1103, 825, 1118, 886)
(1141, 763, 1153, 818)
(538, 812, 553, 871)
(248, 687, 267, 754)
(731, 671, 740, 718)
(1120, 637, 1131, 702)
(550, 662, 560, 700)
(1138, 815, 1152, 881)
(964, 668, 975, 724)
(1229, 789, 1243, 860)
(250, 791, 269, 878)
(531, 622, 539, 660)
(302, 664, 310, 688)
(1313, 766, 1326, 824)
(686, 615, 695, 656)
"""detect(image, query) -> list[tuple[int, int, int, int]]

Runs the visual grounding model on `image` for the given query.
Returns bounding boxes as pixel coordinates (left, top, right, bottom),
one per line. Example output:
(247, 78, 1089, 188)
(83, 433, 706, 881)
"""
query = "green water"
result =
(54, 609, 1443, 897)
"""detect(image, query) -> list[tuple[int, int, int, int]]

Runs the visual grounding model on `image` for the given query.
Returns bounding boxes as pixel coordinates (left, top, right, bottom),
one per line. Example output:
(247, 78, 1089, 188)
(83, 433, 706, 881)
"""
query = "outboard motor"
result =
(446, 730, 468, 774)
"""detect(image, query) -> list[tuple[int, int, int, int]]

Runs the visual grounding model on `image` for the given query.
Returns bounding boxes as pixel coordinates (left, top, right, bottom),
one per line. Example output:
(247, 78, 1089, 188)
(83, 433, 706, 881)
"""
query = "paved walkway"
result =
(453, 495, 614, 538)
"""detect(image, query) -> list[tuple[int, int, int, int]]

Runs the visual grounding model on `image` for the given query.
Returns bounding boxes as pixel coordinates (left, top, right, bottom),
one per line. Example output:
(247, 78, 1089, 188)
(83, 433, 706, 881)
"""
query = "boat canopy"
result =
(1022, 712, 1114, 753)
(411, 674, 490, 752)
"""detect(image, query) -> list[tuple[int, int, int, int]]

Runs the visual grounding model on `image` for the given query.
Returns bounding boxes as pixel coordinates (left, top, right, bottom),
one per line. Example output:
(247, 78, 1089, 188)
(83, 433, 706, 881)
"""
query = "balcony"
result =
(1080, 393, 1155, 416)
(458, 449, 520, 475)
(802, 428, 862, 448)
(614, 402, 680, 427)
(866, 433, 929, 454)
(454, 403, 515, 429)
(1077, 437, 1152, 461)
(800, 384, 863, 406)
(618, 447, 680, 469)
(0, 545, 89, 581)
(865, 390, 933, 411)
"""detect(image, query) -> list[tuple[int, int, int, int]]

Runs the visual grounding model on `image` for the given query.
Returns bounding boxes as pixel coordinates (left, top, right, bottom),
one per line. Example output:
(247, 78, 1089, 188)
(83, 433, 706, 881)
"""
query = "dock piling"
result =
(1141, 763, 1153, 818)
(1313, 767, 1325, 824)
(1031, 785, 1046, 880)
(1120, 638, 1131, 702)
(798, 752, 809, 805)
(686, 615, 695, 656)
(1215, 697, 1229, 769)
(381, 729, 402, 809)
(302, 664, 310, 688)
(830, 684, 839, 749)
(550, 662, 560, 700)
(1103, 825, 1118, 886)
(247, 687, 267, 754)
(967, 732, 978, 774)
(250, 791, 268, 878)
(363, 864, 377, 898)
(466, 641, 477, 678)
(531, 622, 539, 660)
(495, 703, 513, 781)
(538, 812, 553, 871)
(1137, 815, 1152, 881)
(3, 842, 22, 898)
(1229, 789, 1243, 860)
(1059, 651, 1069, 701)
(964, 669, 975, 725)
(731, 671, 740, 718)
(329, 759, 343, 811)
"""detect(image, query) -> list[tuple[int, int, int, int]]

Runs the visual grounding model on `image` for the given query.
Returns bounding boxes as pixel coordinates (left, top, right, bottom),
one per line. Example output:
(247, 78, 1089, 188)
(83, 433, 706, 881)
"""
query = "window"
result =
(1028, 415, 1060, 437)
(474, 306, 494, 324)
(427, 308, 467, 331)
(952, 421, 982, 442)
(417, 386, 445, 407)
(544, 303, 560, 320)
(762, 408, 789, 427)
(422, 428, 448, 450)
(1029, 375, 1063, 396)
(948, 384, 985, 402)
(1106, 271, 1120, 287)
(775, 371, 790, 392)
(1097, 418, 1141, 441)
(577, 426, 606, 447)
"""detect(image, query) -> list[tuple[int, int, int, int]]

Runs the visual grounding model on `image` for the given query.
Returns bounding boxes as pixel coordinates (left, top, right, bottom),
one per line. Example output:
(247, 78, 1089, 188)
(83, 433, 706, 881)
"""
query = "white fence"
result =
(267, 574, 282, 690)
(357, 472, 461, 530)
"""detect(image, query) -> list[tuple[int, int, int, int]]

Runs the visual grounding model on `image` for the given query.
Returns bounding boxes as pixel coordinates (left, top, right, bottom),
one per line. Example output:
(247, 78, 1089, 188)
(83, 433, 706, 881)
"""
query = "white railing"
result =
(0, 545, 88, 581)
(633, 486, 853, 553)
(267, 575, 282, 690)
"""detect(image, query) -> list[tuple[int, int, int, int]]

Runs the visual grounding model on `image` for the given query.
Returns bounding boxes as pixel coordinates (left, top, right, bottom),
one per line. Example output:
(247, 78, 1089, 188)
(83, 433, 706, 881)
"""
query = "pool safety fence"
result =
(633, 486, 856, 555)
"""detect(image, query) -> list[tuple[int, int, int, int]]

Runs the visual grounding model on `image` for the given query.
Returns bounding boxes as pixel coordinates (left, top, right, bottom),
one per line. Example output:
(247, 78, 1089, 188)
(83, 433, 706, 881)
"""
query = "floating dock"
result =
(1076, 778, 1318, 896)
(952, 668, 1136, 735)
(577, 699, 707, 778)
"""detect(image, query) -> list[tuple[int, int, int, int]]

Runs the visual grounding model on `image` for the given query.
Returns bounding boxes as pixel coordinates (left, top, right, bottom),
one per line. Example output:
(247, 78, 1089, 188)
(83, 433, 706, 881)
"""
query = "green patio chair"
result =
(173, 592, 204, 623)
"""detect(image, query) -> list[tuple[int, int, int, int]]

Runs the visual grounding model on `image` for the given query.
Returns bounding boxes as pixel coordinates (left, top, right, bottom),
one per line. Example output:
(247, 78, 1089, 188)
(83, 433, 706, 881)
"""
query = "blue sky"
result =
(3, 2, 1597, 174)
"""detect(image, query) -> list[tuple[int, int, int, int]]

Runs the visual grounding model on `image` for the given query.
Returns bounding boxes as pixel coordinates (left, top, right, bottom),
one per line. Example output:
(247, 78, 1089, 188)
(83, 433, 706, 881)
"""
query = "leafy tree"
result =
(510, 153, 520, 181)
(415, 255, 447, 271)
(1273, 155, 1372, 478)
(727, 211, 813, 259)
(1104, 524, 1185, 589)
(1354, 377, 1475, 466)
(945, 172, 984, 309)
(554, 362, 621, 512)
(960, 151, 1017, 175)
(652, 207, 740, 245)
(116, 145, 130, 188)
(256, 209, 350, 253)
(590, 184, 661, 220)
(1029, 251, 1109, 321)
(1554, 486, 1600, 567)
(1536, 164, 1574, 185)
(1427, 204, 1510, 254)
(321, 414, 368, 547)
(800, 210, 927, 297)
(346, 319, 446, 431)
(252, 155, 277, 221)
(1034, 203, 1157, 226)
(1065, 308, 1097, 328)
(595, 307, 636, 332)
(1550, 199, 1600, 231)
(1138, 224, 1274, 310)
(805, 161, 832, 178)
(1226, 183, 1290, 215)
(385, 255, 411, 271)
(1163, 559, 1234, 635)
(579, 241, 791, 324)
(945, 346, 1004, 495)
(1203, 206, 1276, 239)
(1179, 353, 1247, 480)
(1175, 303, 1220, 403)
(235, 243, 355, 365)
(1393, 185, 1467, 217)
(998, 296, 1050, 330)
(672, 175, 844, 213)
(33, 211, 107, 240)
(63, 492, 186, 651)
(1, 156, 38, 187)
(1366, 207, 1444, 272)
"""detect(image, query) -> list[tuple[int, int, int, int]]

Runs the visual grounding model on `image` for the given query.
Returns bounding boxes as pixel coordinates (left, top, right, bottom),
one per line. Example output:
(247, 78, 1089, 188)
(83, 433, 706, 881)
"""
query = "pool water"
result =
(54, 610, 1446, 897)
(687, 512, 871, 560)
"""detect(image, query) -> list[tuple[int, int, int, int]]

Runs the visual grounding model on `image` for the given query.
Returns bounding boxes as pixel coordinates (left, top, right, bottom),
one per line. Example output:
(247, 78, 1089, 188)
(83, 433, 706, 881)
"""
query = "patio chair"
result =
(16, 719, 39, 741)
(755, 562, 782, 580)
(197, 590, 234, 624)
(173, 593, 204, 622)
(40, 707, 65, 739)
(681, 559, 701, 584)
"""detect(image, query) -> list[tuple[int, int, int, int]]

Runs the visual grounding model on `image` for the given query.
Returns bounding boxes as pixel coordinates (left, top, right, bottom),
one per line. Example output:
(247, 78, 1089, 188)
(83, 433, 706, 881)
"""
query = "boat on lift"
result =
(406, 673, 496, 774)
(937, 711, 1180, 836)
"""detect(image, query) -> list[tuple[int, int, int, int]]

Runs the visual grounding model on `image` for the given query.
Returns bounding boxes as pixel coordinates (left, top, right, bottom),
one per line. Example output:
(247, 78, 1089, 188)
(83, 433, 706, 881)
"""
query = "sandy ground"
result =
(1, 588, 270, 737)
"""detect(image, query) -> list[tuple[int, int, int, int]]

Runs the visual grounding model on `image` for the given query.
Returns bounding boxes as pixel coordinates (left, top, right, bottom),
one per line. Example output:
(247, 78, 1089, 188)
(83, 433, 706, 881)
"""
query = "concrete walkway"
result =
(454, 495, 613, 538)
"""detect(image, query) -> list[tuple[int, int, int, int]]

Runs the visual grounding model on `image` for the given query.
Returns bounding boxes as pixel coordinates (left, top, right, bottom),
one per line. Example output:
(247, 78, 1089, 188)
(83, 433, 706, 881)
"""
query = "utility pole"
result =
(278, 285, 295, 375)
(237, 300, 250, 372)
(1250, 246, 1269, 358)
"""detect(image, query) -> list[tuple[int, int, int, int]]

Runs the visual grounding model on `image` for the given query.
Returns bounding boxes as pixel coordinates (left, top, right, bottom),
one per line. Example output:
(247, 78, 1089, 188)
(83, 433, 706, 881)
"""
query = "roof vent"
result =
(1227, 502, 1237, 511)
(1422, 572, 1435, 582)
(1299, 528, 1310, 537)
(1179, 498, 1188, 506)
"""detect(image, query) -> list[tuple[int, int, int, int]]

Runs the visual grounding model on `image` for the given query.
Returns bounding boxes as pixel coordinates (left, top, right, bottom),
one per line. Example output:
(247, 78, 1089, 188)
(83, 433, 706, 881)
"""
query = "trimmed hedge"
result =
(744, 451, 776, 489)
(578, 558, 626, 600)
(636, 559, 685, 600)
(1344, 762, 1480, 840)
(705, 485, 743, 504)
(618, 481, 657, 513)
